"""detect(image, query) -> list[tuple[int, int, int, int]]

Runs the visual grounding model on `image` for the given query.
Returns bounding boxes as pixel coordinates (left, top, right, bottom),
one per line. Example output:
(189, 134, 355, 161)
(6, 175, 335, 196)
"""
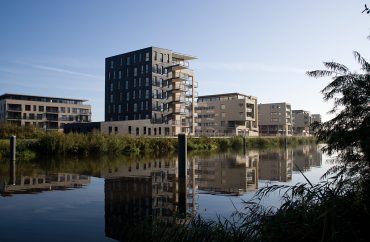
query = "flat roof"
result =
(0, 93, 88, 102)
(198, 92, 256, 99)
(106, 46, 197, 60)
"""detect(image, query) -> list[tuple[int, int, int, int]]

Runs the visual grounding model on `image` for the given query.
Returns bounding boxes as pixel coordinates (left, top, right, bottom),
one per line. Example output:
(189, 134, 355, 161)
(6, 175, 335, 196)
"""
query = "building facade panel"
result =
(195, 93, 258, 136)
(0, 93, 91, 130)
(258, 102, 292, 136)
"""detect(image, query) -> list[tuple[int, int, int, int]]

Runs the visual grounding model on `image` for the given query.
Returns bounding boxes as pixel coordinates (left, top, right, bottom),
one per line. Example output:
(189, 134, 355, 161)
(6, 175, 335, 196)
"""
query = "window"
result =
(118, 105, 121, 113)
(154, 51, 157, 61)
(134, 67, 137, 77)
(145, 64, 149, 73)
(141, 65, 144, 74)
(39, 106, 44, 112)
(110, 83, 113, 91)
(114, 127, 118, 134)
(110, 60, 114, 69)
(145, 77, 149, 86)
(127, 56, 130, 65)
(33, 105, 36, 111)
(221, 104, 226, 110)
(145, 90, 149, 99)
(126, 93, 130, 101)
(128, 126, 132, 134)
(118, 70, 122, 79)
(110, 94, 113, 103)
(134, 103, 137, 112)
(160, 53, 163, 62)
(125, 81, 128, 89)
(145, 52, 150, 61)
(139, 90, 141, 99)
(25, 105, 31, 111)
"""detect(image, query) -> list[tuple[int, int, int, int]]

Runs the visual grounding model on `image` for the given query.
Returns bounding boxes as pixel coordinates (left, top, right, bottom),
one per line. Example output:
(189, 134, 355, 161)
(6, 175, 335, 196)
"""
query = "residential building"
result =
(258, 148, 293, 182)
(311, 114, 322, 123)
(292, 110, 311, 135)
(195, 93, 259, 136)
(0, 93, 91, 130)
(102, 158, 193, 241)
(258, 102, 292, 136)
(104, 47, 197, 136)
(193, 152, 259, 195)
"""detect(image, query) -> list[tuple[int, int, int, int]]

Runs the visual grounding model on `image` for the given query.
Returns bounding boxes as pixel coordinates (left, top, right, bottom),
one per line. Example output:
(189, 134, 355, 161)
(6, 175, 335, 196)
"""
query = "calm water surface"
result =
(0, 145, 330, 242)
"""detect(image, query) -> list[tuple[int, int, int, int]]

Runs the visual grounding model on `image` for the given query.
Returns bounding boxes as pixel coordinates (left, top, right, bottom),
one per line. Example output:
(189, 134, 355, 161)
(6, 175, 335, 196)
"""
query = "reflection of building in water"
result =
(102, 159, 191, 241)
(192, 151, 259, 195)
(259, 148, 293, 182)
(293, 145, 323, 172)
(0, 173, 90, 196)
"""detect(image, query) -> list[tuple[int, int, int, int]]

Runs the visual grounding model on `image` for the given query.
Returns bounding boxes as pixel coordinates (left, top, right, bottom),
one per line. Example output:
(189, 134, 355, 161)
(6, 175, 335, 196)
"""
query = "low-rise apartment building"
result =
(292, 110, 311, 135)
(258, 102, 292, 136)
(0, 93, 91, 130)
(311, 114, 322, 123)
(195, 93, 259, 136)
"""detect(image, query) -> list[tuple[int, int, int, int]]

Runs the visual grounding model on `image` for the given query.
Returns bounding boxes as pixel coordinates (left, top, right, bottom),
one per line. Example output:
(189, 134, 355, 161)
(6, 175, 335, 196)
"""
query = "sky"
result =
(0, 0, 369, 122)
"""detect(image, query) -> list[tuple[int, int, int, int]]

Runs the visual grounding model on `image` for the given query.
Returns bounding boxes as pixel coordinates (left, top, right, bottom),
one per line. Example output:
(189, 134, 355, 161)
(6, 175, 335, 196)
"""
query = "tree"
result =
(307, 51, 370, 195)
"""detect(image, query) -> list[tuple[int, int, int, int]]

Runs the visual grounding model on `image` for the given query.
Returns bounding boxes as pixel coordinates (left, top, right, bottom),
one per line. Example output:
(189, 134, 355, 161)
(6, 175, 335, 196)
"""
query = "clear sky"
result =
(0, 0, 369, 121)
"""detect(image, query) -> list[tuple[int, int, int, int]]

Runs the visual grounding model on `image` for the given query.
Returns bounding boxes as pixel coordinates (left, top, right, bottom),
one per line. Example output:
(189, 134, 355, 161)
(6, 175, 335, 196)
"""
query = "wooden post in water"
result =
(178, 133, 187, 215)
(178, 133, 187, 179)
(9, 135, 16, 185)
(243, 136, 246, 155)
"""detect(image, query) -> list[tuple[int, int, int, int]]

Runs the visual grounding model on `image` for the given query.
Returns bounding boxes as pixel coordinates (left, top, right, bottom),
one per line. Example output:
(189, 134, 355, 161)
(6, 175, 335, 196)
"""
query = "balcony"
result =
(171, 96, 186, 103)
(7, 104, 22, 112)
(170, 72, 191, 82)
(167, 60, 190, 71)
(46, 107, 59, 113)
(173, 108, 190, 116)
(172, 84, 188, 92)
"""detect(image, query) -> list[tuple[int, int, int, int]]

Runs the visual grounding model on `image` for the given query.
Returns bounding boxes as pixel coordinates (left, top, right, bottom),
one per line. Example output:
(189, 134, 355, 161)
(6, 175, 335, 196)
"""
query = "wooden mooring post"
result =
(9, 135, 16, 185)
(178, 133, 187, 215)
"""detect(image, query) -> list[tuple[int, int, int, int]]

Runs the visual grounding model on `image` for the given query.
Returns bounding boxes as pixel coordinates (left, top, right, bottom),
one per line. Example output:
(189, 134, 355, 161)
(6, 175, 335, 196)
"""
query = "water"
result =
(0, 145, 331, 242)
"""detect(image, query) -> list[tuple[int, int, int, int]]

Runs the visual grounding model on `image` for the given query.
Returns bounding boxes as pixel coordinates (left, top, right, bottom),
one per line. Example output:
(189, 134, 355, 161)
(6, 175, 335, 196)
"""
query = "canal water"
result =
(0, 145, 331, 241)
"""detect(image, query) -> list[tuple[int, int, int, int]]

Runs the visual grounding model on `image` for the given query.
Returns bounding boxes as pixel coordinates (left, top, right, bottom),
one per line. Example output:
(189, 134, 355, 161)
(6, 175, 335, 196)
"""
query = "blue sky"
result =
(0, 0, 369, 121)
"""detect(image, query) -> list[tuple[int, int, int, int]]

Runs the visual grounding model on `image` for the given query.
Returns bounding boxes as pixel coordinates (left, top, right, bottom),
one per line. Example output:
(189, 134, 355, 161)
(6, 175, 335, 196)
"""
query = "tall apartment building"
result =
(0, 93, 91, 130)
(104, 47, 197, 136)
(258, 102, 292, 136)
(195, 93, 259, 136)
(292, 110, 311, 135)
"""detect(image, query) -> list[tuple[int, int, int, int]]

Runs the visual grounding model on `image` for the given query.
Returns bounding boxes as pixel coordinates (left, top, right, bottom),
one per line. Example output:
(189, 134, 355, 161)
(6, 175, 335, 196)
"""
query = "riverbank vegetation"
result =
(0, 123, 315, 160)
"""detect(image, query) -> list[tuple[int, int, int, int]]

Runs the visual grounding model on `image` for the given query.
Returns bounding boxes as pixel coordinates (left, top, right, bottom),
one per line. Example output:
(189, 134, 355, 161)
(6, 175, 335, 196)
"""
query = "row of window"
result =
(107, 63, 169, 80)
(108, 125, 171, 136)
(8, 104, 89, 114)
(107, 101, 150, 113)
(109, 90, 151, 103)
(153, 51, 171, 63)
(109, 52, 150, 69)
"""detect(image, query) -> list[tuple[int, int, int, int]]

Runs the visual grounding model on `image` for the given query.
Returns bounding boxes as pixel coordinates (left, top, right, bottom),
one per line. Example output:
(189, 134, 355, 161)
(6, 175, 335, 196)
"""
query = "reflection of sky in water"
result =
(0, 145, 331, 241)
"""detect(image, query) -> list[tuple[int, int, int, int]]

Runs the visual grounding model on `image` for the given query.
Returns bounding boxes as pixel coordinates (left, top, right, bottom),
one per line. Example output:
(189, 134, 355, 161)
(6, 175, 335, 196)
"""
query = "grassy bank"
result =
(0, 132, 315, 160)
